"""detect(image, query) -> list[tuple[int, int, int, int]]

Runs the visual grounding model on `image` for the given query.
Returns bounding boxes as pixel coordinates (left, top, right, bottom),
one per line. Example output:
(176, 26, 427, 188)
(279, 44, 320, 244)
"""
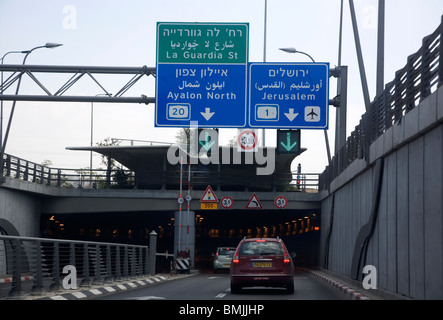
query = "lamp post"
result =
(0, 43, 63, 182)
(279, 47, 332, 165)
(90, 93, 112, 187)
(279, 47, 316, 63)
(1, 50, 29, 165)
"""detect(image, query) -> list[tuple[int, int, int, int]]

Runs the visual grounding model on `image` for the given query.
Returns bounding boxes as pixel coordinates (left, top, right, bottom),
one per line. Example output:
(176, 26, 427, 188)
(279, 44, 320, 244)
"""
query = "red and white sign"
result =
(220, 196, 234, 209)
(274, 196, 288, 209)
(246, 193, 263, 209)
(237, 129, 258, 152)
(200, 185, 218, 202)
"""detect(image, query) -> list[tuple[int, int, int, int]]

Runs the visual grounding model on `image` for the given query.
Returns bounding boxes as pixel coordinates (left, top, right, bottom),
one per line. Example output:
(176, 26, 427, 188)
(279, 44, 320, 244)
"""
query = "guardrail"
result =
(0, 233, 172, 297)
(1, 153, 320, 192)
(320, 15, 443, 190)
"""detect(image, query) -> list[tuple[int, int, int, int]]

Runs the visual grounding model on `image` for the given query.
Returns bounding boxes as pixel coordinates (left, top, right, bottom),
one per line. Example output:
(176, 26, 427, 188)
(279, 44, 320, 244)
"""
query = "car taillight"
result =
(281, 241, 291, 263)
(232, 256, 239, 264)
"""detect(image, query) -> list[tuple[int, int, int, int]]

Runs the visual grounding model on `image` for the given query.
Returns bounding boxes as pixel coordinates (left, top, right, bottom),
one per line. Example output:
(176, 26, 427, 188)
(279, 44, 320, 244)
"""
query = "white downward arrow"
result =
(201, 107, 215, 121)
(284, 108, 299, 121)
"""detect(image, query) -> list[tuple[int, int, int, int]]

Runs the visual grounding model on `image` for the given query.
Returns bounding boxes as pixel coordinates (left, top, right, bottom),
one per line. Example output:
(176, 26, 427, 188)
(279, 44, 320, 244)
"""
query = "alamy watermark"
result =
(362, 265, 377, 290)
(62, 5, 77, 30)
(167, 123, 276, 176)
(62, 264, 78, 290)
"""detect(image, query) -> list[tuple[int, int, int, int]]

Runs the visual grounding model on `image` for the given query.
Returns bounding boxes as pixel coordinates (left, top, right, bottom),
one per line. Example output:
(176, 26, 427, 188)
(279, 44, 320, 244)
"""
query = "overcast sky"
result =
(1, 0, 442, 174)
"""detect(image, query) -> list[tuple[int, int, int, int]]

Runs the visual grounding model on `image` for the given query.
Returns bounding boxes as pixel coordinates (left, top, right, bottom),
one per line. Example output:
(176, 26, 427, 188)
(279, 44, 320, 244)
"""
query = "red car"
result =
(230, 237, 294, 294)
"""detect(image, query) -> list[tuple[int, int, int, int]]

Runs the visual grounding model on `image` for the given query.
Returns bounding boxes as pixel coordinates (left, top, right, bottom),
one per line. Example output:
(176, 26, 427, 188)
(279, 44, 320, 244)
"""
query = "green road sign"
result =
(157, 22, 249, 64)
(277, 129, 301, 154)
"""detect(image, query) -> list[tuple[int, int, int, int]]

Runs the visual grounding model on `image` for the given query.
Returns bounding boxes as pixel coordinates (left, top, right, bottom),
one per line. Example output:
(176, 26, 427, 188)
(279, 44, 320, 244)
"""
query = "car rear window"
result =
(238, 241, 284, 256)
(218, 248, 234, 256)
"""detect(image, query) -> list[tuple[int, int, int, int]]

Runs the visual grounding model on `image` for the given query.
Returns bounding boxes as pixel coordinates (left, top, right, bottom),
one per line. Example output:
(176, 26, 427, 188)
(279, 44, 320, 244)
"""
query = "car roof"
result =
(240, 237, 281, 242)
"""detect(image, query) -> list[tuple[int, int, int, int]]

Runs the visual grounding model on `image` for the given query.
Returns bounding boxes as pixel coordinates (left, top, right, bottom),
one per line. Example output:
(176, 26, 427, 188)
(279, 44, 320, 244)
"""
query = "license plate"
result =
(223, 264, 231, 267)
(252, 262, 272, 268)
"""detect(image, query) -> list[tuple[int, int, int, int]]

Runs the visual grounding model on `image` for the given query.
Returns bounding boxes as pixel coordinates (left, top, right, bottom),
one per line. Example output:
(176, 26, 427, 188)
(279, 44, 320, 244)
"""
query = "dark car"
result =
(230, 237, 294, 294)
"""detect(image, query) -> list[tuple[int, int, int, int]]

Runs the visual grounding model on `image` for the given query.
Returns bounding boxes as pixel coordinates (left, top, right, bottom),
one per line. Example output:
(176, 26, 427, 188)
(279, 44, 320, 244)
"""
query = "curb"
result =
(37, 275, 170, 300)
(304, 269, 372, 300)
(2, 272, 197, 300)
(0, 276, 33, 284)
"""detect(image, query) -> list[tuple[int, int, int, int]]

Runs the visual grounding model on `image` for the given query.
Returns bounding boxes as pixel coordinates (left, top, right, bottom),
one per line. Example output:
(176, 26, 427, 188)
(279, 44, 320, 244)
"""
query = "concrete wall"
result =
(0, 188, 41, 237)
(320, 88, 443, 299)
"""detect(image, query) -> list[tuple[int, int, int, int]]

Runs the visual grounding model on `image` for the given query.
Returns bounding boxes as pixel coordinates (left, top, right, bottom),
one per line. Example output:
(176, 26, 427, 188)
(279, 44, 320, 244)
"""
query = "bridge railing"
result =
(1, 153, 320, 192)
(320, 15, 443, 190)
(0, 233, 171, 297)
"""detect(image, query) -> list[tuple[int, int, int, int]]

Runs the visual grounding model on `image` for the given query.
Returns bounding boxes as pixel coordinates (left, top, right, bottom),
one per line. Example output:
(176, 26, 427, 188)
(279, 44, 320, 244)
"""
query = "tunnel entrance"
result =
(41, 208, 320, 272)
(194, 209, 320, 269)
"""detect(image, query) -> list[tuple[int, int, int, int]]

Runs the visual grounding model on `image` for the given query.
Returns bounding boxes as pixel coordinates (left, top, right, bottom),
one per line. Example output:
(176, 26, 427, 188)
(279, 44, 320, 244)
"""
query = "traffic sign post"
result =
(155, 22, 249, 128)
(276, 129, 301, 154)
(248, 62, 329, 129)
(220, 196, 234, 209)
(156, 63, 248, 127)
(274, 196, 288, 209)
(237, 129, 258, 152)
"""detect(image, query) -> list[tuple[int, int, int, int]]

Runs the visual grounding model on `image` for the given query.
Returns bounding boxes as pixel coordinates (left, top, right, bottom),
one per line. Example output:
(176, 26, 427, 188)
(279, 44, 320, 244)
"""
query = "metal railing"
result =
(0, 233, 171, 297)
(320, 15, 443, 190)
(1, 153, 320, 192)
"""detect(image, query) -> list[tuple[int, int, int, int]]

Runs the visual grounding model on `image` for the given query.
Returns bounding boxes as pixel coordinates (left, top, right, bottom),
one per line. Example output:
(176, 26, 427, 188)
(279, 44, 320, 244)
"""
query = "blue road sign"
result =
(248, 63, 329, 129)
(155, 63, 247, 127)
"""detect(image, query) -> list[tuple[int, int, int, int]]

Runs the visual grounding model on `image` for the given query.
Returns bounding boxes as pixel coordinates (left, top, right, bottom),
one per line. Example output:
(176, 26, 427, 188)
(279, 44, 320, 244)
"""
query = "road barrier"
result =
(320, 15, 443, 190)
(0, 232, 170, 297)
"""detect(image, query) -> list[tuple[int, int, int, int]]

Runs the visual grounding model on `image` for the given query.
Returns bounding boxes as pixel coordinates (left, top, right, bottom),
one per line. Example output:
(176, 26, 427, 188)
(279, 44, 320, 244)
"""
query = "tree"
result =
(95, 137, 134, 189)
(96, 137, 121, 169)
(175, 128, 197, 156)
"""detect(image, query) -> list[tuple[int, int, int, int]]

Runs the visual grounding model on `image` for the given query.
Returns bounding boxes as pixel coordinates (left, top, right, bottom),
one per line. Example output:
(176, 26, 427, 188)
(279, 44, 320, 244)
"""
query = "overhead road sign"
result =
(248, 62, 329, 129)
(155, 63, 247, 127)
(155, 22, 249, 128)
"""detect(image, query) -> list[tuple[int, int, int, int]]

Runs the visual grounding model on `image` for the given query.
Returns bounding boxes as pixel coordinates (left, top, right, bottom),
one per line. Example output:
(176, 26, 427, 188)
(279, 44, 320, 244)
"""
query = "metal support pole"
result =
(376, 0, 385, 97)
(144, 247, 150, 276)
(115, 245, 122, 281)
(262, 0, 268, 147)
(149, 231, 157, 276)
(104, 244, 112, 283)
(335, 66, 348, 152)
(123, 246, 129, 280)
(80, 243, 90, 287)
(131, 247, 136, 278)
(92, 244, 102, 285)
(49, 241, 61, 291)
(32, 240, 44, 294)
(9, 238, 23, 296)
(349, 0, 372, 112)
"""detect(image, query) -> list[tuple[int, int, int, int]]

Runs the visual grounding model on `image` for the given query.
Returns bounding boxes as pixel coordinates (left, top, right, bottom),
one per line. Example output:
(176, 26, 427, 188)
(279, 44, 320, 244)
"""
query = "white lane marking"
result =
(125, 296, 166, 300)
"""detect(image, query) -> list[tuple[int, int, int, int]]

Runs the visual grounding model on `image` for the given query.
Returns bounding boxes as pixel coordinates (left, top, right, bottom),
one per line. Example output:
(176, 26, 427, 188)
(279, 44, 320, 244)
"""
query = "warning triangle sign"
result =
(200, 185, 218, 202)
(246, 193, 263, 209)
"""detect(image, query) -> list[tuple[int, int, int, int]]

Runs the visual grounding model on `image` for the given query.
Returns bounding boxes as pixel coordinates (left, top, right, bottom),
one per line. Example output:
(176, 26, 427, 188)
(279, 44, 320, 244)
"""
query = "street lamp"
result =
(90, 93, 112, 187)
(279, 47, 316, 63)
(0, 42, 63, 182)
(1, 50, 29, 165)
